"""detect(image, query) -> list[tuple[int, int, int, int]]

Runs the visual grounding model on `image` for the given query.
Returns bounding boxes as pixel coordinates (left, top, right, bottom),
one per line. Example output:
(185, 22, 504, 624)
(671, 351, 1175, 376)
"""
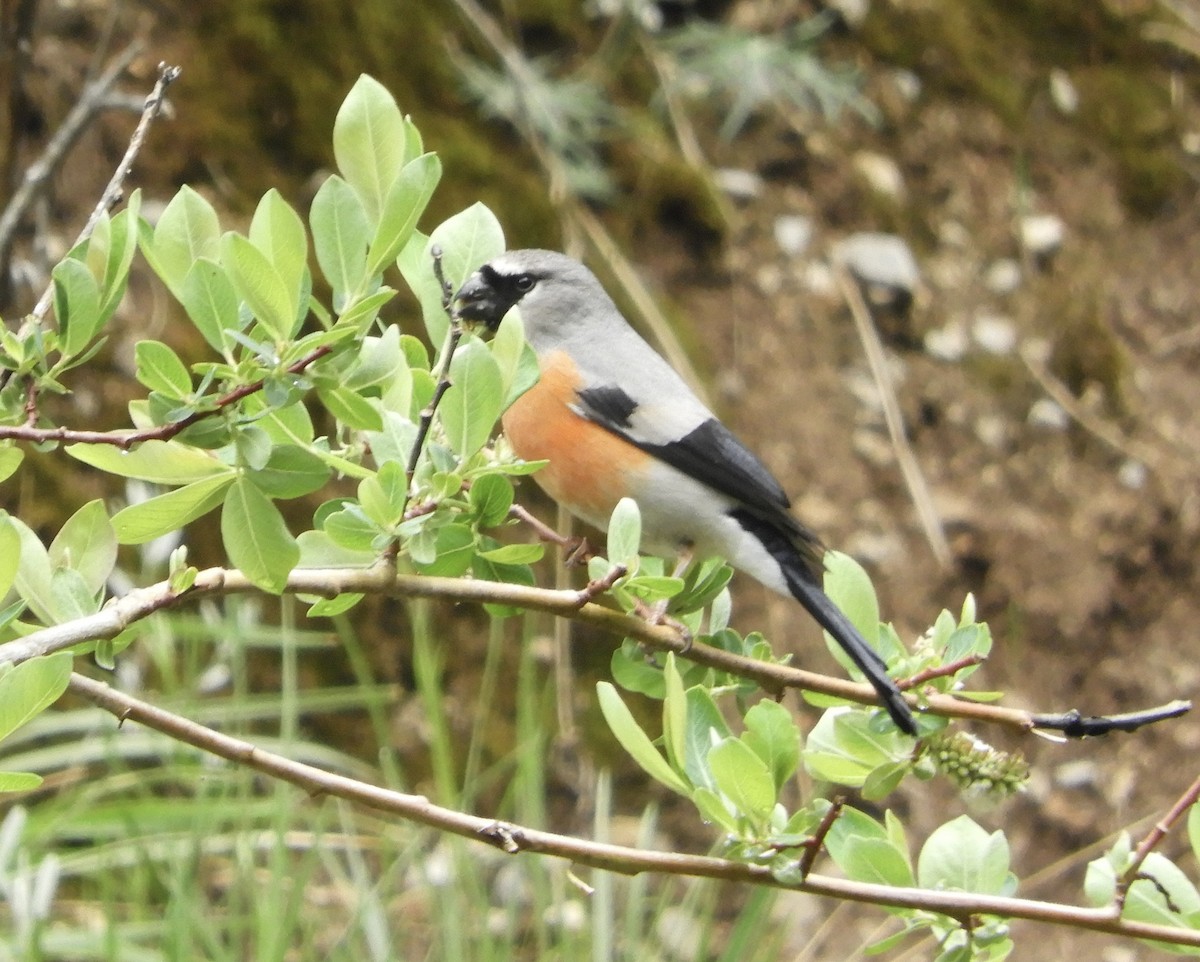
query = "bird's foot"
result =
(633, 598, 693, 653)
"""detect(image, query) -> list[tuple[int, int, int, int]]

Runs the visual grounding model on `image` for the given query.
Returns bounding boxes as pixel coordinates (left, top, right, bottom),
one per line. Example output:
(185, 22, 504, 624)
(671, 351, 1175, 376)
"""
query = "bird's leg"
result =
(508, 503, 594, 565)
(634, 546, 694, 651)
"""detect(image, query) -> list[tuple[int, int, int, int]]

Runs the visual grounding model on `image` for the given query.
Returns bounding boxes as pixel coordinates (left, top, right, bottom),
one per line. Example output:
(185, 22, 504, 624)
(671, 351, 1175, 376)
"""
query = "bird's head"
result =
(453, 249, 603, 339)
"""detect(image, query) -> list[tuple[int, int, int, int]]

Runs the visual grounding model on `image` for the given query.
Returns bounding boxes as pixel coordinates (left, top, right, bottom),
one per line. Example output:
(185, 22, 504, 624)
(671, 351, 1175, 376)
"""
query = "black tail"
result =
(727, 507, 917, 735)
(784, 568, 917, 735)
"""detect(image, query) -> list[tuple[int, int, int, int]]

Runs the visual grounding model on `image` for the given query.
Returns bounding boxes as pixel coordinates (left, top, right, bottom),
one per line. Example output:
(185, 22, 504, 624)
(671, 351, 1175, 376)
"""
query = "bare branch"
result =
(65, 671, 1200, 948)
(26, 60, 180, 325)
(0, 563, 1188, 736)
(0, 42, 144, 279)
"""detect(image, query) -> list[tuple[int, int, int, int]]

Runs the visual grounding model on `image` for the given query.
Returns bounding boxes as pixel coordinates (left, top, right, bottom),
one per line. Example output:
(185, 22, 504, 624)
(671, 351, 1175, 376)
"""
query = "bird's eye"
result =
(515, 274, 536, 293)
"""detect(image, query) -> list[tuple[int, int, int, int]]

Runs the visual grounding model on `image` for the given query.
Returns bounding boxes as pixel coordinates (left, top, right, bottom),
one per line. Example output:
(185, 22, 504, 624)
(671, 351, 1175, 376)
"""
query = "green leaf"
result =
(179, 258, 240, 355)
(250, 189, 308, 313)
(250, 445, 331, 499)
(682, 687, 731, 791)
(0, 772, 43, 793)
(320, 385, 383, 431)
(475, 543, 543, 565)
(692, 787, 739, 834)
(357, 461, 407, 528)
(411, 523, 476, 577)
(134, 340, 192, 399)
(803, 709, 905, 789)
(220, 477, 299, 594)
(66, 440, 232, 484)
(822, 550, 880, 647)
(0, 445, 24, 484)
(96, 193, 141, 321)
(50, 566, 98, 621)
(607, 498, 642, 569)
(221, 231, 295, 341)
(9, 515, 56, 623)
(662, 653, 688, 774)
(596, 681, 690, 796)
(743, 699, 800, 792)
(439, 337, 503, 459)
(469, 473, 514, 527)
(344, 325, 403, 392)
(112, 473, 235, 544)
(0, 652, 72, 741)
(611, 645, 667, 699)
(149, 185, 222, 294)
(338, 287, 396, 331)
(311, 174, 370, 307)
(334, 75, 408, 225)
(0, 513, 21, 599)
(296, 529, 377, 568)
(1190, 803, 1200, 867)
(52, 257, 102, 356)
(322, 504, 380, 552)
(708, 736, 776, 821)
(840, 836, 916, 888)
(49, 499, 116, 595)
(917, 815, 1012, 896)
(366, 152, 442, 277)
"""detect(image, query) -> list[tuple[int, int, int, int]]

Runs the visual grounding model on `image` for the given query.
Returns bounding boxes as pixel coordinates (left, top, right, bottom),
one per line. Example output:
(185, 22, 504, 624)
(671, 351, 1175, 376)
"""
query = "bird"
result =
(453, 249, 917, 735)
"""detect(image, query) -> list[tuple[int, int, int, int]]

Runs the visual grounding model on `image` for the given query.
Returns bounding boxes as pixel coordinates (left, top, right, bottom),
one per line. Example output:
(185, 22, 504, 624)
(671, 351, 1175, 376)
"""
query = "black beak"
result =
(453, 272, 503, 330)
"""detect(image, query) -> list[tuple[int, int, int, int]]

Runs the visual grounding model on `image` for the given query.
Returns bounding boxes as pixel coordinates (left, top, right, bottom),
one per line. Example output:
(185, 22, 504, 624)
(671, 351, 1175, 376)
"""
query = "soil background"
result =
(3, 0, 1200, 958)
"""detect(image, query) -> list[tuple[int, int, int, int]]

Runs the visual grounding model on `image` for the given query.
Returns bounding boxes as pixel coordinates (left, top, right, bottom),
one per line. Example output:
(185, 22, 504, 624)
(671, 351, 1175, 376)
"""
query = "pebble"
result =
(1027, 397, 1070, 431)
(1054, 759, 1099, 790)
(983, 258, 1022, 295)
(826, 0, 870, 26)
(853, 150, 906, 201)
(1049, 68, 1079, 115)
(774, 214, 814, 257)
(890, 69, 922, 103)
(833, 231, 920, 294)
(925, 322, 970, 362)
(975, 414, 1009, 449)
(1118, 459, 1148, 490)
(714, 168, 763, 202)
(1020, 213, 1065, 259)
(972, 314, 1018, 355)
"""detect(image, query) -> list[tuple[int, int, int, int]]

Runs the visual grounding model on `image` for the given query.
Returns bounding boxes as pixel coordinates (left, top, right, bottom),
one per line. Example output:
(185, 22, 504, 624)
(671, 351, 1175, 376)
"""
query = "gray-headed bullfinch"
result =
(454, 249, 917, 735)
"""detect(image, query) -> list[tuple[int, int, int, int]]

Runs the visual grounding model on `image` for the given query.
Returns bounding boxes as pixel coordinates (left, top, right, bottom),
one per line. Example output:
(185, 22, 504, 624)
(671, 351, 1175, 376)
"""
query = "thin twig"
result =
(27, 60, 180, 326)
(1, 344, 333, 449)
(836, 264, 952, 569)
(0, 42, 144, 274)
(797, 798, 844, 879)
(0, 563, 1188, 736)
(402, 246, 462, 514)
(900, 655, 986, 690)
(63, 671, 1200, 948)
(1117, 771, 1200, 907)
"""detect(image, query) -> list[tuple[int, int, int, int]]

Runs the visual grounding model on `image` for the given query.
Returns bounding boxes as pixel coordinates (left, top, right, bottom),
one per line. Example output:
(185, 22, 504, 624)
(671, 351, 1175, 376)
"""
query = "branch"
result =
(1119, 772, 1200, 906)
(0, 42, 144, 275)
(65, 671, 1200, 948)
(0, 564, 1187, 736)
(1, 344, 333, 448)
(26, 60, 180, 326)
(401, 246, 462, 514)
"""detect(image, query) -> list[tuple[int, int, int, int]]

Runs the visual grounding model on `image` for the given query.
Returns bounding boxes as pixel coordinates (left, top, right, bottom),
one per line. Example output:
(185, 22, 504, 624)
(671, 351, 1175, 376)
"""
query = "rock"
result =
(975, 414, 1009, 449)
(983, 258, 1022, 295)
(1049, 68, 1079, 115)
(972, 314, 1018, 355)
(714, 167, 763, 202)
(1054, 759, 1099, 790)
(826, 0, 870, 27)
(925, 321, 970, 362)
(853, 150, 906, 201)
(1020, 213, 1065, 261)
(1027, 397, 1069, 431)
(773, 214, 814, 257)
(833, 231, 920, 306)
(889, 68, 922, 104)
(1118, 459, 1148, 490)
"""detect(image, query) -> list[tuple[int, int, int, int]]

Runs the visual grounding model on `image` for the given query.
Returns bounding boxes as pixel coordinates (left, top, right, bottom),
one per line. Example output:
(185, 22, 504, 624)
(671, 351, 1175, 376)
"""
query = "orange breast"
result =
(501, 349, 650, 528)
